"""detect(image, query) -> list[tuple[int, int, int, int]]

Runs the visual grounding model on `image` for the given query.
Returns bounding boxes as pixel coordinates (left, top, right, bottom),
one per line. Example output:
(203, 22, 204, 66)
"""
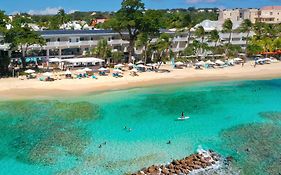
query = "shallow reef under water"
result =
(0, 100, 101, 167)
(219, 111, 281, 175)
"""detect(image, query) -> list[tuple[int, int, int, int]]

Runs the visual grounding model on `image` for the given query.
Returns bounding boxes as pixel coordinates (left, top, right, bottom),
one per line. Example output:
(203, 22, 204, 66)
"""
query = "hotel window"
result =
(90, 37, 94, 41)
(270, 12, 273, 15)
(57, 38, 60, 42)
(46, 39, 50, 42)
(76, 38, 79, 42)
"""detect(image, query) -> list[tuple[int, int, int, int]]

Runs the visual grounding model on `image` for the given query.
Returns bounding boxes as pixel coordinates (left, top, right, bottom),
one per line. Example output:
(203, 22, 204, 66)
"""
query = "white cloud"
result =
(28, 7, 62, 15)
(27, 7, 77, 15)
(186, 0, 217, 4)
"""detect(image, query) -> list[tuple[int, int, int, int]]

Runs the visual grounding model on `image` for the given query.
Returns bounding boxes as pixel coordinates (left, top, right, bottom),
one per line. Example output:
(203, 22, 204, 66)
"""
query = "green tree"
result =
(92, 39, 111, 59)
(104, 0, 145, 62)
(151, 33, 172, 68)
(0, 11, 10, 76)
(0, 10, 8, 32)
(135, 10, 162, 63)
(57, 9, 68, 25)
(222, 19, 233, 44)
(239, 19, 253, 55)
(273, 37, 281, 51)
(195, 26, 205, 43)
(225, 44, 242, 58)
(247, 43, 263, 56)
(111, 51, 124, 64)
(5, 17, 46, 69)
(209, 29, 220, 47)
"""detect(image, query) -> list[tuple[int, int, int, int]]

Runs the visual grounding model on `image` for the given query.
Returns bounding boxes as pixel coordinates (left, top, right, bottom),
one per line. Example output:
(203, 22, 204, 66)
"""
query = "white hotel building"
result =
(0, 24, 252, 61)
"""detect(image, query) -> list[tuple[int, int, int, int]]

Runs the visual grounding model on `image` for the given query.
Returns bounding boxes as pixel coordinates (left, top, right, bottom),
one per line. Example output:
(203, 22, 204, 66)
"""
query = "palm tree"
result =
(136, 33, 150, 64)
(239, 19, 253, 51)
(222, 19, 233, 44)
(57, 9, 67, 25)
(93, 39, 112, 59)
(195, 26, 205, 43)
(153, 33, 172, 68)
(209, 29, 220, 47)
(208, 30, 220, 58)
(195, 26, 205, 55)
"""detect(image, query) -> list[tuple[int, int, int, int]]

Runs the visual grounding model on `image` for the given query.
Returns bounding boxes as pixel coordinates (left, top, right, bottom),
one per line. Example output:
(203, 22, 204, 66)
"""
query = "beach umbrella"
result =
(115, 64, 124, 68)
(234, 58, 243, 61)
(24, 69, 35, 74)
(136, 64, 146, 68)
(136, 60, 144, 65)
(76, 69, 86, 74)
(64, 70, 72, 75)
(205, 60, 215, 65)
(43, 72, 53, 77)
(98, 67, 108, 71)
(113, 69, 123, 73)
(195, 61, 205, 66)
(215, 60, 225, 65)
(175, 61, 184, 65)
(83, 67, 92, 72)
(128, 63, 134, 67)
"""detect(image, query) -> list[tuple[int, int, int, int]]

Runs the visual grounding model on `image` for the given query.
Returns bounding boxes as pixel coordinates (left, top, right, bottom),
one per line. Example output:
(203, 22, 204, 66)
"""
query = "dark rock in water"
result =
(131, 150, 220, 175)
(226, 156, 234, 162)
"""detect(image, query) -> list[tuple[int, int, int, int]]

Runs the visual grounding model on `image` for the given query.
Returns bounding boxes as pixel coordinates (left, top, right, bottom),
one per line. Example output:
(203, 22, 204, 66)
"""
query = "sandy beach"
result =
(0, 61, 281, 100)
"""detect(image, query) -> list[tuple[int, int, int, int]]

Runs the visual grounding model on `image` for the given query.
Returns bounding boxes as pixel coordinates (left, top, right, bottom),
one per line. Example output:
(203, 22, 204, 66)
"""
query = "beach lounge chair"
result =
(92, 75, 98, 79)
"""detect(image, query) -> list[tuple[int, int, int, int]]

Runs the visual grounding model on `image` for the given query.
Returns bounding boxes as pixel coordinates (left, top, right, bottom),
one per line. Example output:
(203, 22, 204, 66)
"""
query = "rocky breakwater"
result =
(132, 149, 221, 175)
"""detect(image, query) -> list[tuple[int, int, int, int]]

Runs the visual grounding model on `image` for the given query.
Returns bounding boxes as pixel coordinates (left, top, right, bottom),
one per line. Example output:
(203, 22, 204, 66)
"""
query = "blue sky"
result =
(0, 0, 281, 15)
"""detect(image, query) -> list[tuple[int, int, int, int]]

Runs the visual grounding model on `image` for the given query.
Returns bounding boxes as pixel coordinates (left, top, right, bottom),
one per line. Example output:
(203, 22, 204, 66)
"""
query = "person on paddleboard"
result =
(181, 112, 184, 119)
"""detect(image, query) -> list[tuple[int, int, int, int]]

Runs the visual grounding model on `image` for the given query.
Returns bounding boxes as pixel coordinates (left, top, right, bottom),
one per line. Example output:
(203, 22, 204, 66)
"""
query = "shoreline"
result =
(1, 62, 281, 100)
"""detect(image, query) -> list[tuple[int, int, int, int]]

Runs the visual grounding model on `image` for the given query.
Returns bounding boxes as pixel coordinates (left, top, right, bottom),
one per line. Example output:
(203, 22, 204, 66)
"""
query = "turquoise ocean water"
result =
(0, 79, 281, 175)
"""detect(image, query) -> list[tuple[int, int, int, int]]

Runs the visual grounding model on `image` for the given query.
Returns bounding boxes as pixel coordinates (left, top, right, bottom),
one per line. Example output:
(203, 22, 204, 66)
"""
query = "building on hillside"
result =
(257, 6, 281, 24)
(219, 8, 259, 23)
(90, 18, 108, 27)
(219, 6, 281, 24)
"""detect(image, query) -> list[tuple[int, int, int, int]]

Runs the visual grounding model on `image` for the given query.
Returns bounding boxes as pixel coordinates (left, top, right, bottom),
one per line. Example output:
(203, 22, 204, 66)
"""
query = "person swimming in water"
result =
(167, 140, 171, 144)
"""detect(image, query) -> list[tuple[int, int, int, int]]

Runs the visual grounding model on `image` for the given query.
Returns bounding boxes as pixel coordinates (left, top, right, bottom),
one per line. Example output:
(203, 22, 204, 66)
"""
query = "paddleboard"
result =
(176, 116, 190, 121)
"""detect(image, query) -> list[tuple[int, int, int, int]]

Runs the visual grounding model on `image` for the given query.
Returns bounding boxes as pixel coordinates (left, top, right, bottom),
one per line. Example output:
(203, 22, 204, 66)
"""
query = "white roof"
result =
(63, 57, 105, 64)
(194, 19, 242, 32)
